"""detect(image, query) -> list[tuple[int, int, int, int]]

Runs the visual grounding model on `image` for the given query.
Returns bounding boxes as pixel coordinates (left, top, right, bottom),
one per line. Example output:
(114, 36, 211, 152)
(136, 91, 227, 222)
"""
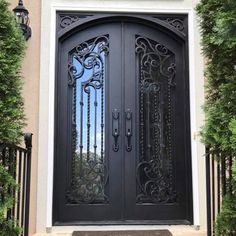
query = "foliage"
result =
(0, 0, 26, 235)
(0, 0, 26, 144)
(0, 164, 21, 236)
(196, 0, 236, 235)
(229, 119, 236, 154)
(196, 0, 236, 155)
(215, 163, 236, 236)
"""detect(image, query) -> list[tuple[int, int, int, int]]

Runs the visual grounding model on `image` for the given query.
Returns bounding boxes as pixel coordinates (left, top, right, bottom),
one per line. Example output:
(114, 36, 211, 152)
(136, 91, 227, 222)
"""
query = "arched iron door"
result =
(54, 14, 192, 224)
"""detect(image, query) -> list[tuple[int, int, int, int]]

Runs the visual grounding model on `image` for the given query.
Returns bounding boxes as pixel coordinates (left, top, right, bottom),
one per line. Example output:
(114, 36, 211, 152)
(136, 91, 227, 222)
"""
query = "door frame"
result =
(37, 2, 205, 232)
(53, 15, 192, 225)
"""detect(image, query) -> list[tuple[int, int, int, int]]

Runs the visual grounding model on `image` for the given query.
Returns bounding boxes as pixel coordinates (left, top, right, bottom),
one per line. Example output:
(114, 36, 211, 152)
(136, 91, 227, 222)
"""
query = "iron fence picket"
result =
(206, 147, 235, 236)
(0, 133, 32, 236)
(17, 150, 23, 227)
(217, 161, 220, 214)
(206, 147, 212, 236)
(23, 133, 32, 236)
(21, 150, 27, 234)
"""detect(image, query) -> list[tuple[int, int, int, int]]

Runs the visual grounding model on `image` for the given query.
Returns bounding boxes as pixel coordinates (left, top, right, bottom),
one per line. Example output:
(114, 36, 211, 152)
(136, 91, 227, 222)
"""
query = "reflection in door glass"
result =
(66, 36, 109, 204)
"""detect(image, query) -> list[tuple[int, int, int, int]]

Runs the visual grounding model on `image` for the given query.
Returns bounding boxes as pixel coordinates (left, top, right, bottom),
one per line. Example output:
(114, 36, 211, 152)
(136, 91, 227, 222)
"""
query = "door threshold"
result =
(54, 220, 191, 226)
(49, 225, 203, 235)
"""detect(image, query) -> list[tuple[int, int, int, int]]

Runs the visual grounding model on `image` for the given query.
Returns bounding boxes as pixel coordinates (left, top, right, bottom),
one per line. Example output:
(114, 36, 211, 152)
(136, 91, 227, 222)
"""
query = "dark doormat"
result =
(72, 230, 173, 236)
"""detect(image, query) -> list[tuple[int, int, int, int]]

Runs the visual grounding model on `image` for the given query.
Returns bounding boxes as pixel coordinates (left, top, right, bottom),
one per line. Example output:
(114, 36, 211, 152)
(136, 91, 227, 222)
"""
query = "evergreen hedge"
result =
(0, 0, 26, 235)
(0, 165, 21, 236)
(0, 0, 26, 144)
(196, 0, 236, 235)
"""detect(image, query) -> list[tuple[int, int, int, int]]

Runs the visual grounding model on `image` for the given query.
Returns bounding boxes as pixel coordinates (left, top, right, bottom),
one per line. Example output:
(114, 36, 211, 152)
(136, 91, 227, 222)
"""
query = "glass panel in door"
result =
(66, 36, 109, 204)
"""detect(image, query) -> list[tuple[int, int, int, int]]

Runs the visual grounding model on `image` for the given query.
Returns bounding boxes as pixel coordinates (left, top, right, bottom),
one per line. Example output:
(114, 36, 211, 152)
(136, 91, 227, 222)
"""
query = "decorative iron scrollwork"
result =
(60, 16, 80, 29)
(66, 154, 109, 204)
(68, 35, 109, 87)
(135, 36, 177, 203)
(66, 35, 109, 204)
(152, 16, 186, 35)
(165, 18, 184, 32)
(59, 14, 93, 30)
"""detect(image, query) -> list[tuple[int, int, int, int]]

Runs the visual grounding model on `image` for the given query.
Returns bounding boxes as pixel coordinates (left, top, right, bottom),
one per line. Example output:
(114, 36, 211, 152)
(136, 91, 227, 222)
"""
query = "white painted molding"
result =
(37, 0, 205, 233)
(188, 9, 200, 227)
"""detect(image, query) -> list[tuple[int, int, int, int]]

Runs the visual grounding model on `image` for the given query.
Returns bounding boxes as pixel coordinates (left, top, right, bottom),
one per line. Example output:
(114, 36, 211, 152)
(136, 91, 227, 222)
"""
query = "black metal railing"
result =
(0, 133, 32, 236)
(206, 147, 235, 236)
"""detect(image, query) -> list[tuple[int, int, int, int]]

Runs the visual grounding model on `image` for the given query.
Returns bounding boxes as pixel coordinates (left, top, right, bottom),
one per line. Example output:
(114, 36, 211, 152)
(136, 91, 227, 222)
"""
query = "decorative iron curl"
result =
(135, 35, 177, 204)
(135, 36, 176, 85)
(66, 156, 109, 204)
(60, 16, 80, 29)
(165, 18, 184, 32)
(68, 36, 109, 87)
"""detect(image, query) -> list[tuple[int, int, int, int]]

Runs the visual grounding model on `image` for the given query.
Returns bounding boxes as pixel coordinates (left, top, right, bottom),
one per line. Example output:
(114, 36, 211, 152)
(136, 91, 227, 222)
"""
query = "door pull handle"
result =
(125, 109, 132, 152)
(112, 109, 119, 152)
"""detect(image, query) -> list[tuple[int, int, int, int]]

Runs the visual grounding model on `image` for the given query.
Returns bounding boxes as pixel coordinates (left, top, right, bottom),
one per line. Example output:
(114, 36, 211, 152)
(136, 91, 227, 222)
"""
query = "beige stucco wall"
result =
(9, 0, 41, 235)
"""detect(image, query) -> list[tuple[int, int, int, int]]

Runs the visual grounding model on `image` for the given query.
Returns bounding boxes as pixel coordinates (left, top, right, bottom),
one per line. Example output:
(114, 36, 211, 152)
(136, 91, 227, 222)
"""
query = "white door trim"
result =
(37, 1, 205, 233)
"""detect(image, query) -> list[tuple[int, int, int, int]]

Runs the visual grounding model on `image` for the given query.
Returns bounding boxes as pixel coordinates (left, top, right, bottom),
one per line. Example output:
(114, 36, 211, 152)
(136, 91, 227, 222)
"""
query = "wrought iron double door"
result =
(54, 18, 192, 224)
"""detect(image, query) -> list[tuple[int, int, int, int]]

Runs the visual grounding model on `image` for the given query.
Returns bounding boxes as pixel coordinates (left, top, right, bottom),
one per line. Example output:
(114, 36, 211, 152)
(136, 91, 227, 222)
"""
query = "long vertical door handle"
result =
(112, 109, 119, 152)
(125, 109, 132, 152)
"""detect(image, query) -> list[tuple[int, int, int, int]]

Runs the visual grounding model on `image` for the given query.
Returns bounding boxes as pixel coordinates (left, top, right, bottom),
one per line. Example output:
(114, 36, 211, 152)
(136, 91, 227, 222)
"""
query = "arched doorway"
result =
(53, 14, 192, 224)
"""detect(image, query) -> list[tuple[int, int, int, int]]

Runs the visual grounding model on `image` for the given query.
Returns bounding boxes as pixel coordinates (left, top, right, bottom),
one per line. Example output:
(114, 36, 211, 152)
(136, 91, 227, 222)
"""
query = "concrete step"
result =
(33, 226, 207, 236)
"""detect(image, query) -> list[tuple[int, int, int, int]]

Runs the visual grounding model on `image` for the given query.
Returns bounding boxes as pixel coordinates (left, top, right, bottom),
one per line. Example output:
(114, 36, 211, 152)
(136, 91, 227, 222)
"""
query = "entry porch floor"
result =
(33, 225, 206, 236)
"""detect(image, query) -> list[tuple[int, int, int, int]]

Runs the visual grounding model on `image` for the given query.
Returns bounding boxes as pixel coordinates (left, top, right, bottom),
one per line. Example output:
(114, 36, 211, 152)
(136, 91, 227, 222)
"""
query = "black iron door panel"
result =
(123, 23, 192, 222)
(54, 23, 123, 222)
(54, 15, 192, 224)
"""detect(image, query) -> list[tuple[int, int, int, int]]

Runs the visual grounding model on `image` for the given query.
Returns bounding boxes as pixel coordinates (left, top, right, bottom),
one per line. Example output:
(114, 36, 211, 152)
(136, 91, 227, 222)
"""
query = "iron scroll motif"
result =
(135, 36, 177, 203)
(152, 16, 186, 36)
(59, 14, 94, 30)
(57, 13, 186, 36)
(66, 35, 109, 204)
(60, 15, 80, 29)
(165, 18, 184, 32)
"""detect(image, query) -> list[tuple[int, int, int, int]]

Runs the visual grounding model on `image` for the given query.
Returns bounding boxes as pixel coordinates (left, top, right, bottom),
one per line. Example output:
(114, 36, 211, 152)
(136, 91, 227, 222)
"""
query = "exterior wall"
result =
(9, 0, 41, 235)
(9, 0, 206, 235)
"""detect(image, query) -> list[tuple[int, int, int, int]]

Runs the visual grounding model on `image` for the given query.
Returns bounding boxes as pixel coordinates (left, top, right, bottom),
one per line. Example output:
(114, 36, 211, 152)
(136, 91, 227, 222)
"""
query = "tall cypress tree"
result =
(0, 0, 26, 144)
(196, 0, 236, 154)
(196, 0, 236, 235)
(0, 0, 26, 235)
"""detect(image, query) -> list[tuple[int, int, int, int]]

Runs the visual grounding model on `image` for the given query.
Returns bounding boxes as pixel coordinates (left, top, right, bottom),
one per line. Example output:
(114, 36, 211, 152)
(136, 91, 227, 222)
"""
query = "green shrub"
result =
(215, 163, 236, 236)
(0, 0, 26, 144)
(196, 0, 236, 235)
(0, 164, 21, 236)
(0, 0, 26, 235)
